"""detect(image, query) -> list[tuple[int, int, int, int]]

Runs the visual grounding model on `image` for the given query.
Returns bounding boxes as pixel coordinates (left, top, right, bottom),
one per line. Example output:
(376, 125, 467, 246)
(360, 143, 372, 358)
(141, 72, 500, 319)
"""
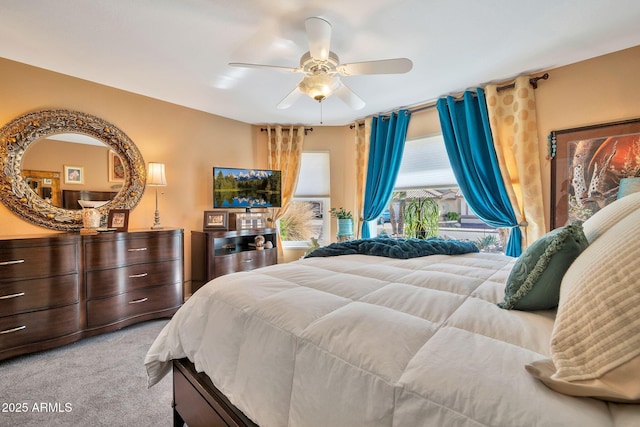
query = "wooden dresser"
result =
(0, 229, 184, 361)
(191, 228, 277, 294)
(83, 229, 183, 333)
(0, 234, 81, 360)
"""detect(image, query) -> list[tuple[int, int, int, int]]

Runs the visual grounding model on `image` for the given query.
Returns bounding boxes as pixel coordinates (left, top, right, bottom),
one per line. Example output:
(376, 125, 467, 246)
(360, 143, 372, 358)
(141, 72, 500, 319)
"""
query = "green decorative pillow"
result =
(498, 221, 588, 311)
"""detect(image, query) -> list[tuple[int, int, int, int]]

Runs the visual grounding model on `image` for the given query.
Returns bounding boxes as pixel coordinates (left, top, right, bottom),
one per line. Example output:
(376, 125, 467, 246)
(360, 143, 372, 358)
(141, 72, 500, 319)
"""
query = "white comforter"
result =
(145, 253, 640, 427)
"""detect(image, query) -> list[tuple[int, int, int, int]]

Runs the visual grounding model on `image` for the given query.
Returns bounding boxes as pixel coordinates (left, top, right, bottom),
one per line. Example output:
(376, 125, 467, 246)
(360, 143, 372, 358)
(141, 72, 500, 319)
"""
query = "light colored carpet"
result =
(0, 319, 172, 427)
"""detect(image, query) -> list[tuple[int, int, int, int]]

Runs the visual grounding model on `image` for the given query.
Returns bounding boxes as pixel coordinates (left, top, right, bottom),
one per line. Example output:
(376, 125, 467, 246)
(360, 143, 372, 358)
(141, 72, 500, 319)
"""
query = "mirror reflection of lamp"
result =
(146, 162, 167, 229)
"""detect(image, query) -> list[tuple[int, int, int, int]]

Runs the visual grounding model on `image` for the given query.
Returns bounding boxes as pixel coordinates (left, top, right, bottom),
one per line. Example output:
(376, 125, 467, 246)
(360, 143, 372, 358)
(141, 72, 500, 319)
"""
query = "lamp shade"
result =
(146, 162, 167, 186)
(617, 177, 640, 199)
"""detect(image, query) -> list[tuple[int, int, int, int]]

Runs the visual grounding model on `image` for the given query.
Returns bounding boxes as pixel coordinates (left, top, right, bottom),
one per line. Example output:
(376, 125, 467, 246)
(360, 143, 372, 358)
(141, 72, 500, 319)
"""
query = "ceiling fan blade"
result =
(337, 58, 413, 76)
(276, 86, 304, 109)
(305, 17, 332, 61)
(335, 82, 366, 110)
(229, 62, 301, 73)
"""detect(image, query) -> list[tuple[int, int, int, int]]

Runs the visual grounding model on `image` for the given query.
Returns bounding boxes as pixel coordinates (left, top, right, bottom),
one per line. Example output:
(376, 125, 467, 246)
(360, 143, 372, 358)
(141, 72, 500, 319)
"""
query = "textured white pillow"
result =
(582, 191, 640, 243)
(526, 208, 640, 402)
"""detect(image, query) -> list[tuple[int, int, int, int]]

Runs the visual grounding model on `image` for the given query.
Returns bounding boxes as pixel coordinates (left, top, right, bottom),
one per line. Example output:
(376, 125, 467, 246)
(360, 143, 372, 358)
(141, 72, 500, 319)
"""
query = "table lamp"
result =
(147, 162, 167, 229)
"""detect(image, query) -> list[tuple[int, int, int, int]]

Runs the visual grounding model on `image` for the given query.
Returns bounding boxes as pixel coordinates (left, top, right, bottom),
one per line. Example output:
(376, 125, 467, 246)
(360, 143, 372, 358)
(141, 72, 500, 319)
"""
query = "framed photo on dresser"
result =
(203, 210, 228, 230)
(107, 209, 130, 231)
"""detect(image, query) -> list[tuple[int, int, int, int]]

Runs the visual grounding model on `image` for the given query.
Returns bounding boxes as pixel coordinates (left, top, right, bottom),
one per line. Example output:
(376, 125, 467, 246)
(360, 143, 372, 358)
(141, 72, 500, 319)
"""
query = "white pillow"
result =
(526, 208, 640, 402)
(582, 191, 640, 243)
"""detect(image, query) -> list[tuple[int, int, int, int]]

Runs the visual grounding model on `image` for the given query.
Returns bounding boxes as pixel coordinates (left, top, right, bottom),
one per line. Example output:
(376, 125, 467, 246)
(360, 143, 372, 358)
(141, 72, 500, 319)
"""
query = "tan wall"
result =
(1, 44, 639, 283)
(535, 45, 640, 227)
(0, 58, 259, 294)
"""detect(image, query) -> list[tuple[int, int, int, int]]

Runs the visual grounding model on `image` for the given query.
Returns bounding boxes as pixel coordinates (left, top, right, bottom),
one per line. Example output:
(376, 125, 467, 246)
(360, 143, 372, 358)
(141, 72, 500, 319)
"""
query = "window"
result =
(394, 134, 457, 189)
(377, 135, 503, 253)
(280, 152, 331, 249)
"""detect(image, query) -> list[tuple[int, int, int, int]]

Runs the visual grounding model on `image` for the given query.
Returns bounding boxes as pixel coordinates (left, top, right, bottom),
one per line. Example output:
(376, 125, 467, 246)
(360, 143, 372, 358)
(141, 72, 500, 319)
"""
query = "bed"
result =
(145, 193, 640, 427)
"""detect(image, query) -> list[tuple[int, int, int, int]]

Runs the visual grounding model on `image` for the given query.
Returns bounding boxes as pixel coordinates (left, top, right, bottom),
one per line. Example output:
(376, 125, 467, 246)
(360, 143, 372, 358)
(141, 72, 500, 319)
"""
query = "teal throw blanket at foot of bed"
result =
(305, 237, 479, 259)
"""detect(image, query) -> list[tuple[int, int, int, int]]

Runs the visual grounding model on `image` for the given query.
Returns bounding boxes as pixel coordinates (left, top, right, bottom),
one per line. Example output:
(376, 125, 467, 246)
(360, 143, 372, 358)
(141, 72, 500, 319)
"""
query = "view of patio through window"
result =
(375, 134, 505, 253)
(375, 187, 505, 253)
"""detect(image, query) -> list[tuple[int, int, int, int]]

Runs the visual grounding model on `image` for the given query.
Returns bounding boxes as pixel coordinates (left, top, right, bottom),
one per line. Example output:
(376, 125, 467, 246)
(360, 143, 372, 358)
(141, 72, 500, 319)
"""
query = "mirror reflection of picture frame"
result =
(64, 165, 84, 184)
(108, 150, 125, 182)
(203, 210, 228, 230)
(107, 209, 130, 231)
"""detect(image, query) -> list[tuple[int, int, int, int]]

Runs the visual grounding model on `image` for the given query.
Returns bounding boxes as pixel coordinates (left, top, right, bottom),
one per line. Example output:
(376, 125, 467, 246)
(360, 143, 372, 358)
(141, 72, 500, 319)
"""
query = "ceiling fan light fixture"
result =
(298, 73, 340, 102)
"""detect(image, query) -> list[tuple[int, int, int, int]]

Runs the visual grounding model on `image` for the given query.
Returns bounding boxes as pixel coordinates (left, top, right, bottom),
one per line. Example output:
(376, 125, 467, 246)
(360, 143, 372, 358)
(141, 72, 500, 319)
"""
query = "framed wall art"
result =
(64, 165, 84, 184)
(107, 209, 130, 231)
(550, 117, 640, 229)
(203, 210, 228, 230)
(108, 150, 125, 182)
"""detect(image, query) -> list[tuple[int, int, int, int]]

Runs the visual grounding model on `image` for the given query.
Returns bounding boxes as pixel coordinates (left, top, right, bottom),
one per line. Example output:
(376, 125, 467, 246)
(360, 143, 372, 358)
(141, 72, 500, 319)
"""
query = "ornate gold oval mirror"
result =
(0, 109, 146, 230)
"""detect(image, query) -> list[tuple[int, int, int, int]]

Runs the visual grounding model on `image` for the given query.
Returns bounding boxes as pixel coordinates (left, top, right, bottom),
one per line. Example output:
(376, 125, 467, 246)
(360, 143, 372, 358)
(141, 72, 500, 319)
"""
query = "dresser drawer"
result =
(0, 274, 78, 316)
(0, 304, 80, 350)
(86, 259, 183, 299)
(87, 283, 182, 328)
(0, 241, 78, 281)
(84, 234, 181, 270)
(214, 248, 277, 277)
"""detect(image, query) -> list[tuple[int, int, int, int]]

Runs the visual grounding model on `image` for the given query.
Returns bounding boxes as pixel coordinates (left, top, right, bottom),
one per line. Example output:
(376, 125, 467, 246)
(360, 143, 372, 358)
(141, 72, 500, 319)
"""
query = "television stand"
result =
(190, 228, 277, 294)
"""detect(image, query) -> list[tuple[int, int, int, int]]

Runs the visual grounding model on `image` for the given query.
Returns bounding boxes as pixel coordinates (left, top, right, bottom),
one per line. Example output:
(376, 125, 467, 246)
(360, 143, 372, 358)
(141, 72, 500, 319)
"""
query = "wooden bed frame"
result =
(172, 358, 258, 427)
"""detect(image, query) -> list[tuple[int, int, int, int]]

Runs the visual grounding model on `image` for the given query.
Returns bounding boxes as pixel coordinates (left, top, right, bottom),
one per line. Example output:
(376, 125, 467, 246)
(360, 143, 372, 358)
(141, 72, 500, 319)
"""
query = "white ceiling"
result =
(1, 0, 639, 126)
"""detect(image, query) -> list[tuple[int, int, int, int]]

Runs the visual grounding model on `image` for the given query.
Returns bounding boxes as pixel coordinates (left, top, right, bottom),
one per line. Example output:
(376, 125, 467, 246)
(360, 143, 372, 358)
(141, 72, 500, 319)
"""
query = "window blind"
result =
(394, 134, 457, 189)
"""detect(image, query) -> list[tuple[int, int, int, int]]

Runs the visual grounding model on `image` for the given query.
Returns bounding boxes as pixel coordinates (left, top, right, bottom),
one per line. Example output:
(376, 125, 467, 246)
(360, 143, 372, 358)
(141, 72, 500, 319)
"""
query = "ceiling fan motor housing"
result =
(300, 51, 340, 75)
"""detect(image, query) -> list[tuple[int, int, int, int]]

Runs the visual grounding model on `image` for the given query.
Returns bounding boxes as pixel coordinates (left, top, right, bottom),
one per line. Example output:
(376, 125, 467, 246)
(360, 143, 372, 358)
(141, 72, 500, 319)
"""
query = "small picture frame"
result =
(64, 165, 84, 184)
(107, 209, 130, 231)
(203, 210, 228, 230)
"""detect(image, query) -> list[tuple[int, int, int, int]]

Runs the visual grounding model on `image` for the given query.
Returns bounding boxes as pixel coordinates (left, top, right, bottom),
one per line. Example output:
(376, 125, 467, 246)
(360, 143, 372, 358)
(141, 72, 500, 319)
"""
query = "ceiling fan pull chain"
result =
(320, 101, 323, 124)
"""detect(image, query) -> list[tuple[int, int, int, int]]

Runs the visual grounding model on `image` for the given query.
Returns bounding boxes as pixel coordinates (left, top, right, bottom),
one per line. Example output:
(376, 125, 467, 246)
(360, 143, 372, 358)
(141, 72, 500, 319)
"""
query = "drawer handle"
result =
(128, 272, 148, 278)
(0, 259, 25, 266)
(129, 297, 148, 304)
(127, 247, 148, 252)
(0, 292, 25, 300)
(243, 259, 253, 263)
(0, 325, 26, 335)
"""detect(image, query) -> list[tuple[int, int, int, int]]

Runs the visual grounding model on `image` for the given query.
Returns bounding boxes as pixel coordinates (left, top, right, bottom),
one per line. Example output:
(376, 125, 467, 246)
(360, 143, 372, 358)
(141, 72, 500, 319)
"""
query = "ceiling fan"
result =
(229, 17, 413, 110)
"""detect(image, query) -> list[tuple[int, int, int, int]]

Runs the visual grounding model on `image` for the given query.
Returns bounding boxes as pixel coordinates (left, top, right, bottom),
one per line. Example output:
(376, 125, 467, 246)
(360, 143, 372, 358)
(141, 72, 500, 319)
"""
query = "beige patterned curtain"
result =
(485, 76, 546, 248)
(266, 125, 305, 260)
(354, 118, 372, 238)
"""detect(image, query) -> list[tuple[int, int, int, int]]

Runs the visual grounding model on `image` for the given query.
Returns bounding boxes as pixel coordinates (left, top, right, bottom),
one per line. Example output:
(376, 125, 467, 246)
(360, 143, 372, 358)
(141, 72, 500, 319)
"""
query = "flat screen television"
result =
(213, 167, 282, 209)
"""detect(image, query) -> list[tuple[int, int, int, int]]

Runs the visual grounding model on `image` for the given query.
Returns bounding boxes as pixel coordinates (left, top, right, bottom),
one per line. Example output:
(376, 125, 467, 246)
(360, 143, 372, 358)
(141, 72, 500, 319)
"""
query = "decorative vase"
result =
(337, 218, 354, 242)
(81, 208, 101, 233)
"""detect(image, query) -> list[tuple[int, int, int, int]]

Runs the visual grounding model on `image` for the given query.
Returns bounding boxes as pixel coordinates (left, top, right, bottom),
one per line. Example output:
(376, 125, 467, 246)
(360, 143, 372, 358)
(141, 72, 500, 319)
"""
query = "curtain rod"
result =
(497, 72, 549, 92)
(260, 127, 314, 135)
(409, 73, 549, 113)
(351, 73, 550, 128)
